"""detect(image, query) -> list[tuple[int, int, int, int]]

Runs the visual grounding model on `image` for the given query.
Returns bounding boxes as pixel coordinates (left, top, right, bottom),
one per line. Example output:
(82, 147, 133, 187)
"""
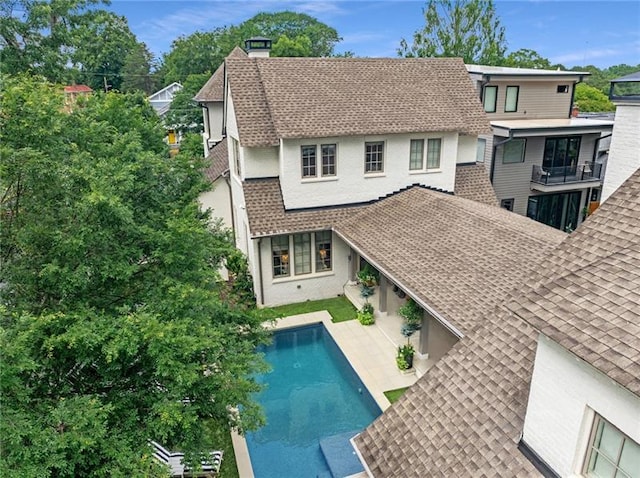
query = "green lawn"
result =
(205, 422, 239, 478)
(384, 387, 409, 404)
(269, 296, 357, 323)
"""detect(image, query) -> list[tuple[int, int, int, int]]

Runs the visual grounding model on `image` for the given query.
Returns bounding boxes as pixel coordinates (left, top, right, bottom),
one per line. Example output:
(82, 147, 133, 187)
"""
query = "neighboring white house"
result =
(602, 71, 640, 202)
(148, 82, 183, 148)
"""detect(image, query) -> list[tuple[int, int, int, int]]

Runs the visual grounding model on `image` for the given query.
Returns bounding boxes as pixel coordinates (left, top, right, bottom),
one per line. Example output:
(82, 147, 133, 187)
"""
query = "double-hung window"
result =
(271, 232, 332, 279)
(483, 85, 498, 113)
(584, 415, 640, 478)
(321, 144, 336, 176)
(301, 145, 317, 178)
(409, 139, 424, 170)
(426, 138, 442, 169)
(365, 141, 384, 173)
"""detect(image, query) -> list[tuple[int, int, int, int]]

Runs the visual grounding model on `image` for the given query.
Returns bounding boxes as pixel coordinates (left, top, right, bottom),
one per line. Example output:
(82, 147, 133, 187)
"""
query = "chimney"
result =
(245, 37, 272, 58)
(571, 104, 580, 117)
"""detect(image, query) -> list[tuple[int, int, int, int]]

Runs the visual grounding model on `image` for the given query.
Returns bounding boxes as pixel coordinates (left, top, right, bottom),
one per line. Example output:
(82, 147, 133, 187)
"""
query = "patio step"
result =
(319, 431, 364, 478)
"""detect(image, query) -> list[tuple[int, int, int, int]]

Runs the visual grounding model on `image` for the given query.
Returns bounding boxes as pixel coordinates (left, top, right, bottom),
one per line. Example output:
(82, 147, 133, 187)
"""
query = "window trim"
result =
(409, 139, 425, 170)
(321, 143, 337, 177)
(500, 198, 515, 211)
(503, 138, 527, 164)
(505, 85, 519, 112)
(301, 145, 317, 178)
(426, 138, 442, 170)
(483, 85, 498, 113)
(583, 413, 640, 478)
(271, 232, 333, 280)
(232, 138, 241, 176)
(365, 141, 385, 174)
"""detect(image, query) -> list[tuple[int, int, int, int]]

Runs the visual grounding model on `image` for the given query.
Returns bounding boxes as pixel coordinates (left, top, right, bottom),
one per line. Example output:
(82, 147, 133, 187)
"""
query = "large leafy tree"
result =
(574, 82, 615, 112)
(503, 48, 553, 69)
(0, 75, 270, 477)
(399, 0, 506, 65)
(120, 41, 160, 94)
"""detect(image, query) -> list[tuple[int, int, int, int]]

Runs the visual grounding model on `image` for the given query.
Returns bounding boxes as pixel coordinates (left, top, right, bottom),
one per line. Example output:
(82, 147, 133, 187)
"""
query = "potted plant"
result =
(357, 302, 375, 325)
(396, 344, 415, 370)
(356, 266, 377, 298)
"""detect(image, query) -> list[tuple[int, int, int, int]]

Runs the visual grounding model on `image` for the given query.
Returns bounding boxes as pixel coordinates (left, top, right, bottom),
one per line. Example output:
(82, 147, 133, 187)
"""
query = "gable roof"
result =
(148, 82, 183, 102)
(354, 170, 640, 476)
(454, 163, 498, 206)
(194, 46, 247, 102)
(508, 167, 640, 396)
(226, 57, 491, 147)
(203, 138, 229, 183)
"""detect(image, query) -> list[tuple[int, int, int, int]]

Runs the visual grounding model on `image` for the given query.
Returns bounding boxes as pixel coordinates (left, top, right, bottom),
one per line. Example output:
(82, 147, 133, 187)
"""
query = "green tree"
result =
(271, 34, 313, 57)
(0, 0, 104, 81)
(503, 48, 552, 69)
(121, 42, 160, 94)
(164, 73, 211, 134)
(0, 75, 269, 477)
(574, 82, 615, 112)
(159, 30, 226, 85)
(399, 0, 506, 65)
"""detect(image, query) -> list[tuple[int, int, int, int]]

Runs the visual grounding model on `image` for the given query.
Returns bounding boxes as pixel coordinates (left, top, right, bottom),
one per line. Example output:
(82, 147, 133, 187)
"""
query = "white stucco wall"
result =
(456, 134, 478, 164)
(243, 147, 279, 178)
(256, 232, 351, 307)
(523, 336, 640, 477)
(278, 133, 462, 209)
(199, 178, 232, 229)
(602, 104, 640, 202)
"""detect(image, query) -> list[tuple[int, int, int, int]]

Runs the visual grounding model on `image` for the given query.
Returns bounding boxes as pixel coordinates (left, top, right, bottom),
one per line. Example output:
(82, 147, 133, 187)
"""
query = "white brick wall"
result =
(523, 336, 640, 477)
(602, 104, 640, 202)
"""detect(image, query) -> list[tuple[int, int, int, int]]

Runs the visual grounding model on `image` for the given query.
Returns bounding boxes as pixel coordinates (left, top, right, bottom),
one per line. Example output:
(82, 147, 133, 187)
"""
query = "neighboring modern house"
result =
(467, 65, 614, 231)
(353, 169, 640, 477)
(602, 71, 640, 202)
(148, 82, 183, 148)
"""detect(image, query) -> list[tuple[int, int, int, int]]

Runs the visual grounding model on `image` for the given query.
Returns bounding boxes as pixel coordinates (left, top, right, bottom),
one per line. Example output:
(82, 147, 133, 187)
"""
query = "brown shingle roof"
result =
(354, 307, 541, 477)
(194, 46, 247, 102)
(454, 163, 498, 206)
(203, 138, 228, 183)
(509, 167, 640, 396)
(335, 187, 564, 334)
(226, 57, 491, 147)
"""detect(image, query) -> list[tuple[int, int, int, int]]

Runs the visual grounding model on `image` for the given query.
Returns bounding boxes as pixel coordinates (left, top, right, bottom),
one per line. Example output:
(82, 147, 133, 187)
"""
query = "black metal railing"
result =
(531, 163, 602, 185)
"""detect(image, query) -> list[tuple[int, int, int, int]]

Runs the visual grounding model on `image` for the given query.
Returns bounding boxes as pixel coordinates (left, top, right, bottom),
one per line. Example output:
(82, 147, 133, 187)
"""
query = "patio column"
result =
(378, 275, 387, 313)
(419, 315, 429, 356)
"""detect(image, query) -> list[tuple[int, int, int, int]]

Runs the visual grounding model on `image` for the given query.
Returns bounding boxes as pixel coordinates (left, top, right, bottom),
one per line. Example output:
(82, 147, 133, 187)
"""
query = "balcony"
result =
(531, 163, 603, 192)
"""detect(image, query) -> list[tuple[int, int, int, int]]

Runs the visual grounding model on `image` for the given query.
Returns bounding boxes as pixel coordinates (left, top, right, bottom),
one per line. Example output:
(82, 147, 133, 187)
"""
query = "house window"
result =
(409, 139, 424, 170)
(426, 138, 441, 169)
(365, 141, 384, 173)
(543, 136, 581, 175)
(271, 235, 290, 278)
(503, 138, 526, 163)
(271, 231, 332, 279)
(500, 198, 514, 211)
(232, 138, 241, 176)
(505, 86, 519, 112)
(315, 231, 332, 272)
(557, 85, 569, 93)
(584, 415, 640, 478)
(476, 138, 486, 163)
(293, 233, 312, 275)
(321, 144, 336, 176)
(301, 145, 317, 178)
(483, 85, 498, 113)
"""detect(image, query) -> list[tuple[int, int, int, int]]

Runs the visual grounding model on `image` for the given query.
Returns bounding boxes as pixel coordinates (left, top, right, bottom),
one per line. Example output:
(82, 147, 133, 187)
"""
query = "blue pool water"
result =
(245, 323, 381, 478)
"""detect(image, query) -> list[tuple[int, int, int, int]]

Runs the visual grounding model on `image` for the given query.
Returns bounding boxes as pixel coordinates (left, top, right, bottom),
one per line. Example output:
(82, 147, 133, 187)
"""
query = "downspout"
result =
(490, 135, 514, 183)
(223, 171, 235, 239)
(257, 237, 264, 306)
(568, 75, 584, 117)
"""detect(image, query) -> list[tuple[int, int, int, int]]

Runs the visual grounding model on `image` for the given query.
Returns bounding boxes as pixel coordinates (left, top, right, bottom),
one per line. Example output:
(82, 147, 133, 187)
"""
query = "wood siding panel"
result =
(485, 80, 574, 120)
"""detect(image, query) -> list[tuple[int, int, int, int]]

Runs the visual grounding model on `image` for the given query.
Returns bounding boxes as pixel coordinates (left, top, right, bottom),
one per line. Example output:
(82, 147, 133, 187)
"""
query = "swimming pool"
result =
(245, 323, 381, 478)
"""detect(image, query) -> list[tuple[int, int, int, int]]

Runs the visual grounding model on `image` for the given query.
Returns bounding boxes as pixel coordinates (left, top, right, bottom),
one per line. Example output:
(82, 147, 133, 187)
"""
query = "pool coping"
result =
(233, 311, 420, 477)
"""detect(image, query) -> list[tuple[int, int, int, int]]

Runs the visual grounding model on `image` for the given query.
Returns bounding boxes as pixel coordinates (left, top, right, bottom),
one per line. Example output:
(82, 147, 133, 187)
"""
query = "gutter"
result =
(333, 229, 464, 339)
(490, 135, 514, 183)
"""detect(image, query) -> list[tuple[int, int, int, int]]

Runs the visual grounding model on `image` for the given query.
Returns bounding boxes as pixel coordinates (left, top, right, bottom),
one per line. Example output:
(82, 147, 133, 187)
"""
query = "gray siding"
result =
(484, 80, 575, 120)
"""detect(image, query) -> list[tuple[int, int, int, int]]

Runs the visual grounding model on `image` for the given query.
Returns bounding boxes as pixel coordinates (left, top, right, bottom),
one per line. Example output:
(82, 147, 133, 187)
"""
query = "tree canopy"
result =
(0, 75, 270, 477)
(399, 0, 506, 65)
(574, 82, 615, 112)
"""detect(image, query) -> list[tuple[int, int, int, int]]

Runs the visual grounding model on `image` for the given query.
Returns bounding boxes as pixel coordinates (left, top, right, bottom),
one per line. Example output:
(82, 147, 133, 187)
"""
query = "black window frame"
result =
(505, 85, 519, 112)
(483, 85, 498, 113)
(503, 138, 527, 164)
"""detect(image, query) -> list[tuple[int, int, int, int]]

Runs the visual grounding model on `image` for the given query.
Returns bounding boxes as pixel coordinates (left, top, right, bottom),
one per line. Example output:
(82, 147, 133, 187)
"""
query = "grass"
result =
(384, 387, 409, 404)
(269, 295, 357, 323)
(205, 423, 239, 478)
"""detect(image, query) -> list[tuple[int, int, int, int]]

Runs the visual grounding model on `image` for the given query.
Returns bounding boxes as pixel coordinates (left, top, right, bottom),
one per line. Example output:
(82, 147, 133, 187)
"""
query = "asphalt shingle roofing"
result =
(355, 169, 640, 475)
(225, 57, 491, 147)
(202, 138, 228, 183)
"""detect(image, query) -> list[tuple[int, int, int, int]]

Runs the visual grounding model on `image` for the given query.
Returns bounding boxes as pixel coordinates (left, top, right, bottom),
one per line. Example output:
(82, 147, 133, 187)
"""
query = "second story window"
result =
(321, 144, 336, 176)
(483, 85, 498, 113)
(301, 145, 317, 178)
(365, 141, 384, 173)
(584, 415, 640, 478)
(503, 138, 526, 163)
(409, 139, 424, 170)
(232, 138, 241, 176)
(426, 138, 442, 169)
(505, 86, 519, 112)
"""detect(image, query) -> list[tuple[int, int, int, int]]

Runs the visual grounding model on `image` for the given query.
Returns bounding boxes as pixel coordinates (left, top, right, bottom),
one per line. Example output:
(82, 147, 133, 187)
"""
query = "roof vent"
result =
(245, 37, 271, 58)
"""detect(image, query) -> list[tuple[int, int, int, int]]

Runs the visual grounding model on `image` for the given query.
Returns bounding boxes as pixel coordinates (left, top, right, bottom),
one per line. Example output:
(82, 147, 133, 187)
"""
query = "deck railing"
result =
(531, 162, 602, 185)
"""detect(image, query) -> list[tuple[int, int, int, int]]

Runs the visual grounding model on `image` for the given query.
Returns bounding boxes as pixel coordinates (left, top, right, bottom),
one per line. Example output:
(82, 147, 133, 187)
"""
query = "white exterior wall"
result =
(523, 336, 640, 477)
(206, 102, 224, 144)
(456, 135, 478, 164)
(243, 147, 279, 178)
(258, 233, 350, 307)
(199, 178, 232, 228)
(279, 133, 461, 209)
(602, 104, 640, 202)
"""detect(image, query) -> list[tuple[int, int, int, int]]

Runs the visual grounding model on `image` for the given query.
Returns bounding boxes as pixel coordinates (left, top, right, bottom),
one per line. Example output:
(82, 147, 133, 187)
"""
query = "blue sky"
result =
(108, 0, 640, 68)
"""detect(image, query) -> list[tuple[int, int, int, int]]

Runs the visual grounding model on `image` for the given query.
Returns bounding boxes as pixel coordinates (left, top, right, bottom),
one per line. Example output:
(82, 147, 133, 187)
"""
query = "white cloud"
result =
(552, 48, 623, 65)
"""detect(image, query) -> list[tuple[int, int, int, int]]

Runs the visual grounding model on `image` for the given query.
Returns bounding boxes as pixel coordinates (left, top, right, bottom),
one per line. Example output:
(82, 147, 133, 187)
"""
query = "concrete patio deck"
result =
(234, 302, 433, 477)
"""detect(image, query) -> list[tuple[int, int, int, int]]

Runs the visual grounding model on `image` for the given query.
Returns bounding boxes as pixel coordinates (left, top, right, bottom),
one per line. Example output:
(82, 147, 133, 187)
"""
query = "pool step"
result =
(319, 431, 364, 478)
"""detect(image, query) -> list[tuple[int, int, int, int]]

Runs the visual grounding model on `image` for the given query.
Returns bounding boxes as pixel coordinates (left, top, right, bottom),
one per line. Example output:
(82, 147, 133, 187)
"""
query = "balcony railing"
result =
(531, 163, 602, 185)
